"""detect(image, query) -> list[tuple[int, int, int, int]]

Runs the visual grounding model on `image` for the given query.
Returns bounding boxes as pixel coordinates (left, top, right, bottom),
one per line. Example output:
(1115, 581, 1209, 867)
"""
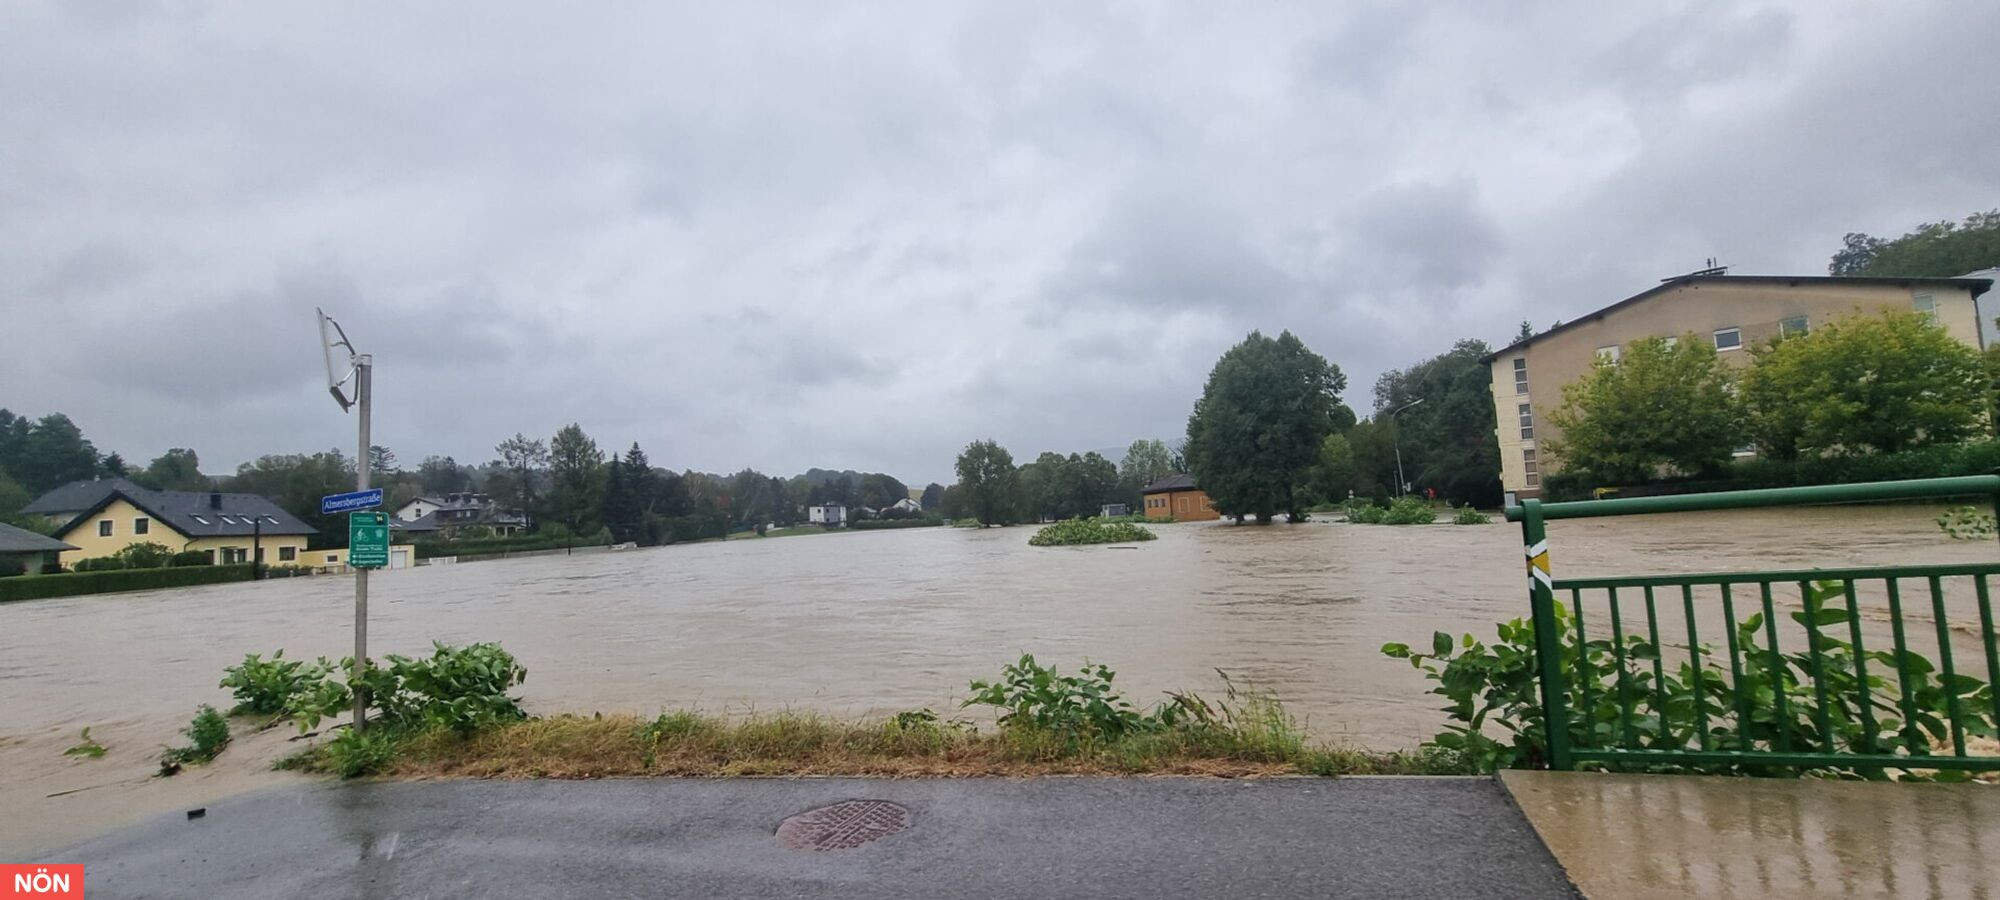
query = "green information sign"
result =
(348, 510, 391, 569)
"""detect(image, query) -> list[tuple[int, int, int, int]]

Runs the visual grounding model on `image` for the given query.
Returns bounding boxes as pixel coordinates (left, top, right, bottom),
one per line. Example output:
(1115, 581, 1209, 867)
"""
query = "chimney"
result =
(209, 492, 223, 510)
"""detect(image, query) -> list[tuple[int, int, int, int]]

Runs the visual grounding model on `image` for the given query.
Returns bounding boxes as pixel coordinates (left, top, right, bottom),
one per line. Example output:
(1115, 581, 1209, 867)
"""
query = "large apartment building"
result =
(1483, 273, 1993, 503)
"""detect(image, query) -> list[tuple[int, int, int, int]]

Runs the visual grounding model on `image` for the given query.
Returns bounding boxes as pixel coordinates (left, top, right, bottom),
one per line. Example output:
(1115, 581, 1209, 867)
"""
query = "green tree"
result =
(547, 424, 604, 533)
(1546, 336, 1742, 483)
(99, 452, 129, 478)
(1371, 339, 1503, 506)
(1184, 331, 1347, 523)
(4, 413, 99, 494)
(229, 449, 356, 545)
(920, 482, 945, 511)
(1068, 452, 1119, 517)
(368, 445, 399, 477)
(1014, 451, 1067, 522)
(494, 433, 549, 515)
(1310, 433, 1357, 503)
(856, 473, 909, 511)
(1829, 210, 2000, 277)
(134, 448, 210, 491)
(1118, 439, 1175, 486)
(1741, 310, 1987, 457)
(416, 455, 470, 495)
(954, 440, 1017, 526)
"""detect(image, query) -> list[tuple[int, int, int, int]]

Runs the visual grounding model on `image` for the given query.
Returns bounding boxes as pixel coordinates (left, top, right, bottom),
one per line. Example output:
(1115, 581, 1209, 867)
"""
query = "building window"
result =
(1512, 358, 1529, 394)
(1913, 294, 1936, 318)
(1518, 403, 1534, 441)
(97, 520, 113, 537)
(279, 546, 296, 562)
(133, 517, 150, 535)
(1713, 327, 1742, 351)
(1523, 449, 1540, 488)
(191, 514, 209, 525)
(1595, 345, 1620, 363)
(1779, 315, 1808, 338)
(326, 554, 340, 564)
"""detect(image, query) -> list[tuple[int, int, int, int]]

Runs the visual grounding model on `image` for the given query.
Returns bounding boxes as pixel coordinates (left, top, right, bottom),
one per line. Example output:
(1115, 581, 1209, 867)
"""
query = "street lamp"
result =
(1389, 398, 1425, 498)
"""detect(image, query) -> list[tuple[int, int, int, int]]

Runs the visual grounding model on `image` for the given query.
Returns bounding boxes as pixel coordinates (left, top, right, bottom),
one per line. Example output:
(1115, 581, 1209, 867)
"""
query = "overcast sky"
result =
(4, 2, 1996, 486)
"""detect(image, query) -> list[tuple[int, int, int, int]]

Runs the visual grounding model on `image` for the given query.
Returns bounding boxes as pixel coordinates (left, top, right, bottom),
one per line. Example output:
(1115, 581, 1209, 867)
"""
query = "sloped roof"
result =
(1140, 473, 1200, 494)
(21, 478, 144, 515)
(0, 522, 76, 553)
(1480, 273, 1996, 363)
(58, 486, 317, 539)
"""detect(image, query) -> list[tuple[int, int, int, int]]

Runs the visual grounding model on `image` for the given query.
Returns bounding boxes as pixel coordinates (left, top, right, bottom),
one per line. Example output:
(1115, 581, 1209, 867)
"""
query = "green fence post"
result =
(1522, 499, 1573, 770)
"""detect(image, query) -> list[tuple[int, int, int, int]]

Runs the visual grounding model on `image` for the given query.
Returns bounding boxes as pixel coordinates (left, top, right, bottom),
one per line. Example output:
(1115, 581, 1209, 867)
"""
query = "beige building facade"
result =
(1485, 274, 1993, 502)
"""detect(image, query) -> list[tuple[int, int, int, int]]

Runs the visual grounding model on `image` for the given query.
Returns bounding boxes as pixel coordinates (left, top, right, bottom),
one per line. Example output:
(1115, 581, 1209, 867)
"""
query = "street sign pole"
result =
(352, 354, 372, 732)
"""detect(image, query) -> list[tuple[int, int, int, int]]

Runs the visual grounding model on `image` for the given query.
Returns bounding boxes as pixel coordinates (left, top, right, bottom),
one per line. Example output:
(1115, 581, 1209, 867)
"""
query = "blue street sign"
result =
(321, 488, 385, 515)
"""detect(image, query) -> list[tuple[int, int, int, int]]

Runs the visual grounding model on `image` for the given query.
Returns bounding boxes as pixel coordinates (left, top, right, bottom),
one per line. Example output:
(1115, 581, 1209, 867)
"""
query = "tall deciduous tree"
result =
(135, 448, 210, 491)
(1741, 310, 1987, 458)
(1546, 336, 1742, 483)
(954, 439, 1017, 526)
(920, 482, 945, 511)
(1184, 331, 1347, 523)
(494, 433, 550, 514)
(1371, 339, 1503, 506)
(1118, 439, 1176, 487)
(416, 455, 471, 495)
(1829, 210, 2000, 277)
(547, 424, 604, 533)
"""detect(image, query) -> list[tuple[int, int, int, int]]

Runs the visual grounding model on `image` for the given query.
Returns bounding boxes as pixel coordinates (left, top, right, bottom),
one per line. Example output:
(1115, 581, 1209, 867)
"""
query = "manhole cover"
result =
(775, 800, 911, 851)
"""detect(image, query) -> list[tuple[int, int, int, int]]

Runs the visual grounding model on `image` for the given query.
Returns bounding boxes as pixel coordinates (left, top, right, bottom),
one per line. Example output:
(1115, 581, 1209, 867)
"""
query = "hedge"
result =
(1543, 440, 2000, 502)
(0, 564, 257, 603)
(848, 518, 945, 530)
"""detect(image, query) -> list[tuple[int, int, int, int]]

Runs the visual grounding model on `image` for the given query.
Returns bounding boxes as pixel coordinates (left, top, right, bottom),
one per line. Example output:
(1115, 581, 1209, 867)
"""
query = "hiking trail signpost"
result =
(347, 511, 390, 569)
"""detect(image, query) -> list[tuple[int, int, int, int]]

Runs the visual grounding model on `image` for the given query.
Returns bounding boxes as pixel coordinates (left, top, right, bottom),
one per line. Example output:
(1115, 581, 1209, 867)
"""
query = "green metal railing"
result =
(1506, 475, 2000, 774)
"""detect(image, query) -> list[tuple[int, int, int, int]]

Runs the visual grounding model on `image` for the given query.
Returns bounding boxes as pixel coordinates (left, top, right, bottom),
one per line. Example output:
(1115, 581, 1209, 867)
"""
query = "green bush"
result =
(281, 641, 529, 737)
(1549, 440, 2000, 501)
(1382, 581, 1995, 777)
(1451, 505, 1492, 525)
(113, 542, 175, 569)
(1027, 518, 1158, 546)
(322, 726, 399, 778)
(160, 705, 231, 773)
(0, 564, 256, 602)
(71, 556, 125, 572)
(1938, 506, 1996, 540)
(849, 518, 944, 530)
(1347, 496, 1436, 525)
(220, 650, 332, 714)
(169, 550, 214, 567)
(964, 654, 1203, 749)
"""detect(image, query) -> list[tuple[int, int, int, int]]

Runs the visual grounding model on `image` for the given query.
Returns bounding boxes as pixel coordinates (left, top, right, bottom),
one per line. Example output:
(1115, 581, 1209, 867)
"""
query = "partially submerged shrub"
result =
(1451, 505, 1492, 525)
(220, 650, 331, 714)
(323, 726, 399, 778)
(1027, 519, 1157, 546)
(1938, 505, 1996, 540)
(160, 705, 230, 774)
(251, 642, 529, 736)
(1344, 496, 1436, 525)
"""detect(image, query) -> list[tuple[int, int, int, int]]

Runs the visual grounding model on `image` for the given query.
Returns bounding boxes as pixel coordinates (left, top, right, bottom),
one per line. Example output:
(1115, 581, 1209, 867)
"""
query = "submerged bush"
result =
(220, 650, 331, 714)
(1938, 506, 1996, 540)
(161, 705, 230, 773)
(1027, 519, 1157, 546)
(1344, 496, 1435, 525)
(322, 726, 400, 778)
(1451, 505, 1492, 525)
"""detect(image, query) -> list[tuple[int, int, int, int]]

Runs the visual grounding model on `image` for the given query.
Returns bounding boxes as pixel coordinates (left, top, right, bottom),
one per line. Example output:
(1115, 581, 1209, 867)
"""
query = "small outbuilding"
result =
(1139, 474, 1220, 521)
(0, 522, 77, 576)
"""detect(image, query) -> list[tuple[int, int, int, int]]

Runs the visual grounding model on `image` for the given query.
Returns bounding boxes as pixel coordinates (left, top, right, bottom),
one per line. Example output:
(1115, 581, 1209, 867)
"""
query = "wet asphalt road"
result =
(48, 777, 1577, 899)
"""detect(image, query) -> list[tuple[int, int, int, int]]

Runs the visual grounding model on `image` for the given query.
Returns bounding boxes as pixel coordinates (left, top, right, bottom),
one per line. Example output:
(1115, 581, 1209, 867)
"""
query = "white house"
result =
(887, 498, 923, 515)
(395, 496, 445, 522)
(809, 503, 847, 526)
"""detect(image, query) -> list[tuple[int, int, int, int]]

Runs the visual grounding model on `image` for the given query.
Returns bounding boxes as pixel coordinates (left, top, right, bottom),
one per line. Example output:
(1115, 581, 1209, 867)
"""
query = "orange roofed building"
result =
(1139, 474, 1220, 521)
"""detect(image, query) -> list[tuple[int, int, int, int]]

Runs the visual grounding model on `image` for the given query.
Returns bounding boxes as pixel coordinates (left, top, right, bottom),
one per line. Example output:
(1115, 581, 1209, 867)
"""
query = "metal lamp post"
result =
(1390, 397, 1425, 498)
(319, 309, 372, 731)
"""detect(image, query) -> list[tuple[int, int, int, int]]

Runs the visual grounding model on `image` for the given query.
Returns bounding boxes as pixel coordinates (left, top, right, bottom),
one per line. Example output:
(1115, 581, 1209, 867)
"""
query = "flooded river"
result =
(6, 504, 1995, 746)
(3, 504, 1995, 854)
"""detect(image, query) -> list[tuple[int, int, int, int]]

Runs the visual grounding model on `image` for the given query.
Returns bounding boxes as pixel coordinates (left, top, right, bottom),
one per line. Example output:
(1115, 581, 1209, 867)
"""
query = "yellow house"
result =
(310, 544, 418, 573)
(49, 484, 316, 568)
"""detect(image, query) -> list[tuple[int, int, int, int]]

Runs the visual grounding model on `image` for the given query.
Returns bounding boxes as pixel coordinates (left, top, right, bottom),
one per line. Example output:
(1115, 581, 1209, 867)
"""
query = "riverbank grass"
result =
(281, 707, 1458, 779)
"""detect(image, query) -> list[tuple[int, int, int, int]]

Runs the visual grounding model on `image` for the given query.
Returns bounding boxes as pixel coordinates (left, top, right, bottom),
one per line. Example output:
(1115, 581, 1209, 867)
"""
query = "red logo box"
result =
(2, 865, 83, 897)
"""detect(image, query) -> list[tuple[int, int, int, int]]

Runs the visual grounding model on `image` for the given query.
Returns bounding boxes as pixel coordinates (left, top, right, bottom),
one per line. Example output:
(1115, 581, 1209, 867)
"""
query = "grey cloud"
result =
(2, 1, 1995, 486)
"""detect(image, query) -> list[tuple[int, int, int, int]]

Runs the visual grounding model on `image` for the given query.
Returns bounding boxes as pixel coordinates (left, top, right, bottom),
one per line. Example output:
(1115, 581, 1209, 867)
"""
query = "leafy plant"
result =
(263, 642, 529, 737)
(160, 705, 231, 773)
(112, 541, 175, 569)
(1451, 505, 1492, 525)
(322, 726, 399, 778)
(1345, 495, 1435, 525)
(1383, 580, 1996, 778)
(1937, 505, 1996, 540)
(62, 727, 106, 759)
(220, 650, 331, 714)
(1027, 519, 1158, 546)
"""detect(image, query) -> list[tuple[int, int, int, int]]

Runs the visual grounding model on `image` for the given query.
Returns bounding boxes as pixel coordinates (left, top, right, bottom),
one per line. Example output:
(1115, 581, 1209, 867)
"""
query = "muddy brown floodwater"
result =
(3, 504, 1994, 855)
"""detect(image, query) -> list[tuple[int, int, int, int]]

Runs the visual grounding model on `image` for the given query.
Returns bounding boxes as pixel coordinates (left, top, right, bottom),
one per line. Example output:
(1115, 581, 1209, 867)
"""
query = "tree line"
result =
(944, 439, 1179, 525)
